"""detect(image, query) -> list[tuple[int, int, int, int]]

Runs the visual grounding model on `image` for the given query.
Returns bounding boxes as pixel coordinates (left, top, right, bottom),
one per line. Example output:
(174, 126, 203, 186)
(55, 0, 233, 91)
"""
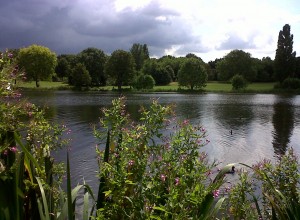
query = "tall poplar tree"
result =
(130, 43, 150, 71)
(274, 24, 296, 83)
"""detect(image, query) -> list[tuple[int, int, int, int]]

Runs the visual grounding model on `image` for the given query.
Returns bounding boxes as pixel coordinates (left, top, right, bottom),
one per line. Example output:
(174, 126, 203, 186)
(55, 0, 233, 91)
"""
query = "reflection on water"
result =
(272, 96, 294, 156)
(21, 90, 300, 192)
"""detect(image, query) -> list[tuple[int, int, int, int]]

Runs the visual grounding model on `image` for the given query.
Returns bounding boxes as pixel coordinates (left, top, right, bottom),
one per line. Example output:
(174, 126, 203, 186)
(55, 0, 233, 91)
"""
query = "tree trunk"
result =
(118, 83, 122, 93)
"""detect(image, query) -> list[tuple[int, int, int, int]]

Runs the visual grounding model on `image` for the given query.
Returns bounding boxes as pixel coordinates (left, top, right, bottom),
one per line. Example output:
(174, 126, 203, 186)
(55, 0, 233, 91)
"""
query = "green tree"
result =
(142, 59, 172, 85)
(55, 56, 71, 81)
(159, 55, 182, 81)
(71, 63, 91, 88)
(295, 57, 300, 78)
(274, 24, 296, 84)
(134, 74, 155, 90)
(105, 49, 135, 91)
(252, 57, 274, 82)
(130, 43, 150, 71)
(18, 44, 57, 87)
(78, 47, 107, 86)
(208, 58, 223, 81)
(216, 50, 257, 82)
(231, 74, 248, 90)
(178, 58, 207, 90)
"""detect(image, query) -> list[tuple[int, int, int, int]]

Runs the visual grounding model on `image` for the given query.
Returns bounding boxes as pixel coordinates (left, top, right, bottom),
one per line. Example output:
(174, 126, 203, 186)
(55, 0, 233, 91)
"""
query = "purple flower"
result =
(212, 189, 220, 198)
(8, 53, 13, 58)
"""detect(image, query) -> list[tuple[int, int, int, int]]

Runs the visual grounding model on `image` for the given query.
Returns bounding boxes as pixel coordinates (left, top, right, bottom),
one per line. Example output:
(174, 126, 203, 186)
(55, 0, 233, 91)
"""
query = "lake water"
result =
(22, 90, 300, 193)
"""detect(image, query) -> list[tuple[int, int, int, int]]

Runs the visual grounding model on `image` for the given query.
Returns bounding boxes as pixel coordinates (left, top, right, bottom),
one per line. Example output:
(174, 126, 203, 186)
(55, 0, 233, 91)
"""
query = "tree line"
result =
(3, 24, 300, 91)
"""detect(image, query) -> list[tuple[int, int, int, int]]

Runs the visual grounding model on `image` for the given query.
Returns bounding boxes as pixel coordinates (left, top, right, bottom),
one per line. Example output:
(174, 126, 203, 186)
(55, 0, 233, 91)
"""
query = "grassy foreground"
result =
(17, 81, 277, 93)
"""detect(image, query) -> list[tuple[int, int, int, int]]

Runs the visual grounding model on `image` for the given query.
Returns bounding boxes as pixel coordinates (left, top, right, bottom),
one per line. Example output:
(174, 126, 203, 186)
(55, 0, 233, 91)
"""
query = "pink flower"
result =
(10, 146, 17, 153)
(183, 119, 189, 125)
(160, 174, 166, 182)
(175, 177, 180, 185)
(213, 189, 220, 198)
(128, 160, 134, 166)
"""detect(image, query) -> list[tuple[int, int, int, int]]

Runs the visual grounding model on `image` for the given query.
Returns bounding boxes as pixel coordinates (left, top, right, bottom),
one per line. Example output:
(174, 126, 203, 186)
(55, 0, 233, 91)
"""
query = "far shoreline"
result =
(16, 81, 300, 95)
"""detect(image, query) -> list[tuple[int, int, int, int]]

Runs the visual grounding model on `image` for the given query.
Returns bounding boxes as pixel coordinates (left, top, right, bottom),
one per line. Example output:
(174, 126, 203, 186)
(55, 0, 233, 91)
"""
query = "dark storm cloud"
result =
(0, 0, 199, 57)
(217, 32, 256, 50)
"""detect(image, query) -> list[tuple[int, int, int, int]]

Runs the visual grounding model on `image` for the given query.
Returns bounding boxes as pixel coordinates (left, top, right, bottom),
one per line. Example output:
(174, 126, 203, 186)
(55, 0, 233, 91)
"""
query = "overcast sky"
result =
(1, 0, 300, 62)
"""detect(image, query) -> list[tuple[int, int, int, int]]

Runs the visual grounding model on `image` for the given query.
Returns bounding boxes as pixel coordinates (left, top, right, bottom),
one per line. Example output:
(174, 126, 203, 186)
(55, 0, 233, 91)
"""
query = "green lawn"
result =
(205, 82, 276, 92)
(17, 81, 277, 93)
(17, 81, 71, 89)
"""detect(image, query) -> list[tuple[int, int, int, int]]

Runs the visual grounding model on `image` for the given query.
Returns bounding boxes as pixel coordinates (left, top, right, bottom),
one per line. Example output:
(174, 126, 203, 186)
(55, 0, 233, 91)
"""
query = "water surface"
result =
(22, 90, 300, 192)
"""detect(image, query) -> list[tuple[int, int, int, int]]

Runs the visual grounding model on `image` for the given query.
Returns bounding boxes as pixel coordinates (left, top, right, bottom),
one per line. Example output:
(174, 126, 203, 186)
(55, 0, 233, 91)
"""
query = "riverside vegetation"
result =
(1, 50, 300, 219)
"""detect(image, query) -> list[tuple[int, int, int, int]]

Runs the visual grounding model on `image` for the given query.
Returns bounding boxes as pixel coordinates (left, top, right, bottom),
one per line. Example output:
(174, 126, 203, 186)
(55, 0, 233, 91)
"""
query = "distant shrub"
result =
(134, 74, 155, 90)
(231, 74, 248, 90)
(282, 77, 300, 89)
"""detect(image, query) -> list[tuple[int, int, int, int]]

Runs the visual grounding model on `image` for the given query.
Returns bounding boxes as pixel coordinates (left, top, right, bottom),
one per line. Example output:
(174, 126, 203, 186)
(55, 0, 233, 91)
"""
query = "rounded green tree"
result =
(231, 74, 248, 90)
(134, 74, 155, 90)
(178, 58, 207, 90)
(71, 63, 91, 88)
(18, 44, 57, 87)
(104, 50, 135, 92)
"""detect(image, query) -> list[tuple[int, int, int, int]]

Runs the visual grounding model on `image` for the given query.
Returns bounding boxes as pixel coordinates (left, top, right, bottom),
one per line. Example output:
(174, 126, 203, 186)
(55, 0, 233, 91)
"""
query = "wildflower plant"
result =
(251, 148, 300, 219)
(0, 49, 68, 219)
(223, 149, 300, 220)
(224, 171, 260, 220)
(95, 97, 226, 219)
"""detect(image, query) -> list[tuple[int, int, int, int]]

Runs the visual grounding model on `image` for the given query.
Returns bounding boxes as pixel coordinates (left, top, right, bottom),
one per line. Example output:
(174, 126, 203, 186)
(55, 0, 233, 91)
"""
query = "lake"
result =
(21, 90, 300, 193)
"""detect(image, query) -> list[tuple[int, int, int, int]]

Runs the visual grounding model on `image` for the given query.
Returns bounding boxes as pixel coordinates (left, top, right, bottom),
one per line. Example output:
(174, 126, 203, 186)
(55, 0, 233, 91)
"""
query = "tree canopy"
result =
(158, 55, 183, 81)
(142, 59, 172, 85)
(55, 56, 71, 80)
(216, 50, 256, 82)
(134, 74, 155, 90)
(18, 44, 57, 87)
(70, 63, 91, 88)
(78, 47, 107, 86)
(178, 58, 207, 90)
(130, 43, 150, 71)
(104, 50, 135, 91)
(274, 24, 296, 84)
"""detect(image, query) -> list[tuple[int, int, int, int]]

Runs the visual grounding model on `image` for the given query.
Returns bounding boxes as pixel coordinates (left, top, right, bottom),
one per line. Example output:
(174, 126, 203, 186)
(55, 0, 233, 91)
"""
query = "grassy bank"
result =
(17, 81, 278, 93)
(16, 81, 71, 89)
